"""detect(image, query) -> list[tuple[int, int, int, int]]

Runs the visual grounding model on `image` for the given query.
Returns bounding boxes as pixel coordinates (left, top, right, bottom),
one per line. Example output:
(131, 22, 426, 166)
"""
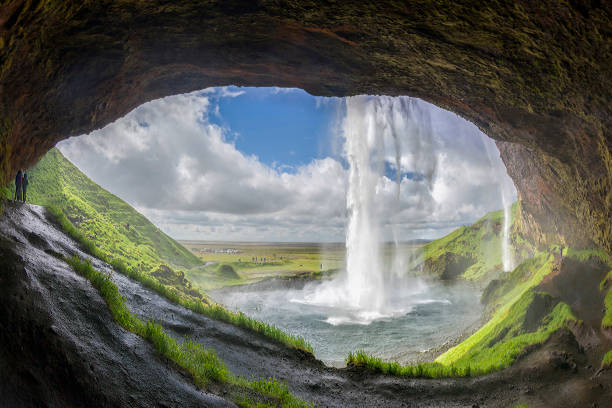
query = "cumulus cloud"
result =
(58, 89, 516, 242)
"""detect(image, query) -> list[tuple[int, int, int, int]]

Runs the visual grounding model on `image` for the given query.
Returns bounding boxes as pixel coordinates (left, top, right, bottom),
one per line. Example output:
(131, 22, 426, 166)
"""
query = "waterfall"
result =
(343, 96, 389, 312)
(482, 139, 515, 272)
(500, 180, 515, 272)
(299, 95, 434, 324)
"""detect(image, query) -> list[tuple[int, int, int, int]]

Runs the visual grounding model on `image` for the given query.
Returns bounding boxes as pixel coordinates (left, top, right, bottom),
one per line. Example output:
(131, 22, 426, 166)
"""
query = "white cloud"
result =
(215, 86, 246, 98)
(58, 90, 516, 242)
(270, 87, 300, 95)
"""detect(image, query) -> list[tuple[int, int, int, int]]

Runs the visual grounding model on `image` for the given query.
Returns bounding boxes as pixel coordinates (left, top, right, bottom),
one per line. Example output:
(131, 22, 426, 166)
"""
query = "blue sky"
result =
(206, 87, 340, 169)
(58, 87, 516, 242)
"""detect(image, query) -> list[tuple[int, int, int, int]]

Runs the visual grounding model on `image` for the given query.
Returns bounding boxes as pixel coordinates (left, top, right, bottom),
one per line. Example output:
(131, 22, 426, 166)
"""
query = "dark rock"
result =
(522, 292, 557, 333)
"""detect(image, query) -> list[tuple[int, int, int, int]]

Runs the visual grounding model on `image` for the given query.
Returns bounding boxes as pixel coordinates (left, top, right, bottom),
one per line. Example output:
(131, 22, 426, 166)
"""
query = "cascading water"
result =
(500, 184, 515, 272)
(482, 140, 516, 272)
(211, 94, 508, 363)
(299, 96, 435, 324)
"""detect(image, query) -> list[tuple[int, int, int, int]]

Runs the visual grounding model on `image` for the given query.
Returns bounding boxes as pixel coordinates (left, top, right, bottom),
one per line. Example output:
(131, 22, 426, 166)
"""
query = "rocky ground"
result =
(1, 202, 611, 407)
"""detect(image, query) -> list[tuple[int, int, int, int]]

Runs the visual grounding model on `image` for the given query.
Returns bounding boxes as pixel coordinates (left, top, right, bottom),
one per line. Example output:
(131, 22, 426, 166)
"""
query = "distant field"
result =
(181, 241, 427, 290)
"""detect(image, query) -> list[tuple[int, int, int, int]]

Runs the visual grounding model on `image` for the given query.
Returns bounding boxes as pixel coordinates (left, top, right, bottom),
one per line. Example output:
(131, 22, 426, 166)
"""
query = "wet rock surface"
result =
(0, 203, 234, 407)
(1, 202, 611, 407)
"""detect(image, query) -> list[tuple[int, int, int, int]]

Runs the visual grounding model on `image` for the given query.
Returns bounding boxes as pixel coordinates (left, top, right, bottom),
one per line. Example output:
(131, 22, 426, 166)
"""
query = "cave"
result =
(1, 1, 609, 256)
(0, 1, 611, 407)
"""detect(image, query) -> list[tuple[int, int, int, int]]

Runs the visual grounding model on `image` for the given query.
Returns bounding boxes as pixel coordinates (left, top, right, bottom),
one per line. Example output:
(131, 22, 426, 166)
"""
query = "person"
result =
(22, 171, 29, 202)
(14, 169, 22, 202)
(560, 247, 563, 259)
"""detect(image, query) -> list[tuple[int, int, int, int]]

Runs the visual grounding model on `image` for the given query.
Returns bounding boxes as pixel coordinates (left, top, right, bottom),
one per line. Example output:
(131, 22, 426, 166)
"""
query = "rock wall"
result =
(0, 0, 610, 253)
(499, 139, 610, 252)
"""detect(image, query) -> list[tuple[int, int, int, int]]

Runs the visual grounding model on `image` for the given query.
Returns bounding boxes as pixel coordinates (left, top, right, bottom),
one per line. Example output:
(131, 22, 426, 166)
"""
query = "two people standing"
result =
(14, 169, 29, 202)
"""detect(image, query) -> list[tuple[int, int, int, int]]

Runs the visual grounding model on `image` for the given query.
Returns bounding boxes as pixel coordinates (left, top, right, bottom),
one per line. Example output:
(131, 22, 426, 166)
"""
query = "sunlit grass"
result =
(66, 255, 143, 333)
(50, 206, 313, 354)
(437, 253, 555, 365)
(346, 350, 486, 378)
(66, 255, 311, 406)
(144, 321, 229, 385)
(348, 290, 576, 378)
(419, 203, 518, 282)
(28, 148, 201, 270)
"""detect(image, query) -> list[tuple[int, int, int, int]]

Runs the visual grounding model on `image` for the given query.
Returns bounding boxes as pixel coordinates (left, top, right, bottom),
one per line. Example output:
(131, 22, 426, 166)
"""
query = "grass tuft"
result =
(66, 255, 143, 333)
(346, 350, 486, 378)
(66, 255, 309, 406)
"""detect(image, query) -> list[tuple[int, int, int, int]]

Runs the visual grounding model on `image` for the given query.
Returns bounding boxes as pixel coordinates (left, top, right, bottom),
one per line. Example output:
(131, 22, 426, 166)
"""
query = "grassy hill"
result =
(7, 148, 312, 354)
(417, 203, 532, 284)
(23, 148, 201, 272)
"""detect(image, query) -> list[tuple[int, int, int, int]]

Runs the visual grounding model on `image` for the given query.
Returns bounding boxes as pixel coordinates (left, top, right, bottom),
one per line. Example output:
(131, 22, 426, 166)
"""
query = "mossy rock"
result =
(425, 252, 477, 280)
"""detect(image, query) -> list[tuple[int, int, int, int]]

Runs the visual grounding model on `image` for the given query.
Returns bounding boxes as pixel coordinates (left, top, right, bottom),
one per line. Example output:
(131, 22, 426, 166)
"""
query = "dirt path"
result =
(1, 202, 611, 407)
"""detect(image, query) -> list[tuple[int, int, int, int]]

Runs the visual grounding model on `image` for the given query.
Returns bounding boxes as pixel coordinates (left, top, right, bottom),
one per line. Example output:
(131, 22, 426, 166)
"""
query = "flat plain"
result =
(180, 241, 345, 290)
(180, 241, 428, 290)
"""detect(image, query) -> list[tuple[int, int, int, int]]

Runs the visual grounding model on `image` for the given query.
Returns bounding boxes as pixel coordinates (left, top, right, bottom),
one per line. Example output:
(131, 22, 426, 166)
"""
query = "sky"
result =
(57, 86, 517, 243)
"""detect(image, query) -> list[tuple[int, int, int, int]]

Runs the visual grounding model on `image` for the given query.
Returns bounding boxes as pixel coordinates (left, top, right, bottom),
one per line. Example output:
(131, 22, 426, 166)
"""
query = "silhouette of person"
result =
(14, 169, 22, 202)
(22, 171, 29, 202)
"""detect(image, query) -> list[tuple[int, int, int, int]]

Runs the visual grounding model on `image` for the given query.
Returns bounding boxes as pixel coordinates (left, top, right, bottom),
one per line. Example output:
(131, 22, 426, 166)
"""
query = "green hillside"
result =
(417, 203, 529, 284)
(25, 148, 201, 271)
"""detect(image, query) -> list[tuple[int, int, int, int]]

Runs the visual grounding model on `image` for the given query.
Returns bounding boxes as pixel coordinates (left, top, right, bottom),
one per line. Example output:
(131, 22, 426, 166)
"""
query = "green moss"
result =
(437, 251, 558, 365)
(602, 349, 612, 368)
(565, 248, 611, 265)
(481, 251, 553, 313)
(436, 288, 575, 369)
(602, 270, 612, 328)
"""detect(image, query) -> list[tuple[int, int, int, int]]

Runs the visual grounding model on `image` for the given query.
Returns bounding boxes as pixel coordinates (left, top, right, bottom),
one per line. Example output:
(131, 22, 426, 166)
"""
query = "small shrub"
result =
(217, 263, 240, 279)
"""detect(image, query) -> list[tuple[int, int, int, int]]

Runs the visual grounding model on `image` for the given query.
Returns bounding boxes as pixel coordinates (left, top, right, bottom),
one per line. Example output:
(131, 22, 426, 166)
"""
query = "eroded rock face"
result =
(0, 1, 610, 252)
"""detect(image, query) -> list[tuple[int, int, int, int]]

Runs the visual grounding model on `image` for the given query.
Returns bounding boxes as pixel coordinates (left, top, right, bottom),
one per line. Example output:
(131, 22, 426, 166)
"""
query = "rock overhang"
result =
(0, 0, 610, 254)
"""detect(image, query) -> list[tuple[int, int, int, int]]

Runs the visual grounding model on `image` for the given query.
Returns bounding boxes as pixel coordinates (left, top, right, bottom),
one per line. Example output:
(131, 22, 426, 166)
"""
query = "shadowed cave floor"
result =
(0, 202, 610, 407)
